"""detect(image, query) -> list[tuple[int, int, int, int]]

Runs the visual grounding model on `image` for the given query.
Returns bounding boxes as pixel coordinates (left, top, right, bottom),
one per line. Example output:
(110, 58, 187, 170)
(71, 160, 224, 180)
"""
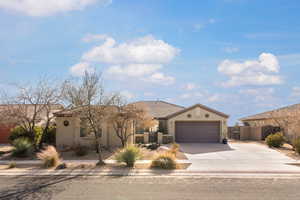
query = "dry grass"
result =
(37, 146, 61, 168)
(151, 152, 177, 169)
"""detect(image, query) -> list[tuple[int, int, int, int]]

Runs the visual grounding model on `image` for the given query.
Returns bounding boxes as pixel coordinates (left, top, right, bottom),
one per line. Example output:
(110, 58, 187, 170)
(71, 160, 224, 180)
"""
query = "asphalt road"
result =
(1, 175, 300, 200)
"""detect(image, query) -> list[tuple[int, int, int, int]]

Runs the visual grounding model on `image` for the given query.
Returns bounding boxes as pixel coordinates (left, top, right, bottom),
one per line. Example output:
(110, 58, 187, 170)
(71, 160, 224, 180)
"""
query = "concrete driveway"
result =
(179, 142, 300, 172)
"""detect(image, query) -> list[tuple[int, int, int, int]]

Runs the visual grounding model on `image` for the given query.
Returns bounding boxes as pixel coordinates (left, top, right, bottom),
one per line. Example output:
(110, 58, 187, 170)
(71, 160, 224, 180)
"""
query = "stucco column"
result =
(144, 132, 149, 144)
(127, 134, 134, 145)
(157, 132, 163, 144)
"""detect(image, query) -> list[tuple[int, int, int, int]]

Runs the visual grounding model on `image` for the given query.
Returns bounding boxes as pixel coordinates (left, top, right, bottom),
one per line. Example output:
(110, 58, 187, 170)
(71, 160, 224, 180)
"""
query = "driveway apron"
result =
(180, 142, 300, 172)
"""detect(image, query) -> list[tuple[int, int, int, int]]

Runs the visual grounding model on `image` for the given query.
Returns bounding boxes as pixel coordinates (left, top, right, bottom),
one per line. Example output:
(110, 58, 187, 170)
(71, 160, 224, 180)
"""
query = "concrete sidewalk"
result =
(0, 159, 190, 165)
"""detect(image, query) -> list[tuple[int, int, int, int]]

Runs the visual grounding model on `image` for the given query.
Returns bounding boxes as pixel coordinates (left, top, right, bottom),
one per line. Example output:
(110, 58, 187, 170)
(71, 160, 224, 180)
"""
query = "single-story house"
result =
(240, 103, 300, 141)
(0, 104, 62, 144)
(55, 101, 229, 149)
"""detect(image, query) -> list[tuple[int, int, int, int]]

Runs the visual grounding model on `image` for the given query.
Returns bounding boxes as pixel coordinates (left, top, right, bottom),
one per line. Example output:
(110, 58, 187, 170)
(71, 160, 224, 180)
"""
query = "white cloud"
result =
(144, 92, 155, 97)
(82, 35, 180, 64)
(194, 18, 216, 31)
(290, 87, 300, 98)
(179, 90, 221, 103)
(207, 94, 221, 103)
(106, 64, 162, 77)
(218, 53, 283, 87)
(183, 83, 199, 91)
(70, 62, 94, 76)
(194, 24, 205, 31)
(71, 34, 179, 85)
(223, 47, 239, 54)
(120, 90, 135, 100)
(0, 0, 111, 16)
(82, 34, 109, 43)
(239, 88, 278, 107)
(144, 73, 175, 85)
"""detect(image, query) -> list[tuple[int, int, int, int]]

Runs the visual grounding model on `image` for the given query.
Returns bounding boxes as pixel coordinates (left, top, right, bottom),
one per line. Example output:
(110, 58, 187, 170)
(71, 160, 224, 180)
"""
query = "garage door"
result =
(0, 125, 12, 144)
(175, 121, 220, 143)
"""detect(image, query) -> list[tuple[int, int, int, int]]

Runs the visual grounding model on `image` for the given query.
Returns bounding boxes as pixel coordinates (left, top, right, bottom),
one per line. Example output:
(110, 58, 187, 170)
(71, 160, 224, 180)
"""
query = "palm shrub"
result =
(293, 138, 300, 154)
(115, 145, 141, 167)
(265, 133, 285, 148)
(9, 126, 30, 143)
(151, 152, 177, 170)
(11, 138, 33, 157)
(37, 146, 61, 168)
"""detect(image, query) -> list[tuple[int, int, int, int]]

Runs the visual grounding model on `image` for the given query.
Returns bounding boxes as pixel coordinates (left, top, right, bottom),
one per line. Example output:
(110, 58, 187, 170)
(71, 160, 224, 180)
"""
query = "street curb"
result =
(2, 169, 300, 177)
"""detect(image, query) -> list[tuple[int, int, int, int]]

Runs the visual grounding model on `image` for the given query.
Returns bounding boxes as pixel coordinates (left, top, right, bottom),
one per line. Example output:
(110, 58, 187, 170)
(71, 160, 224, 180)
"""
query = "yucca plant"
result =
(115, 145, 141, 167)
(11, 138, 33, 157)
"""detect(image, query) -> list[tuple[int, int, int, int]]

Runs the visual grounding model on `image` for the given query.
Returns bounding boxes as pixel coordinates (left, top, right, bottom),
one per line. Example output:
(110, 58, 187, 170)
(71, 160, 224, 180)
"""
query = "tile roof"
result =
(131, 101, 185, 119)
(240, 103, 300, 121)
(163, 103, 229, 119)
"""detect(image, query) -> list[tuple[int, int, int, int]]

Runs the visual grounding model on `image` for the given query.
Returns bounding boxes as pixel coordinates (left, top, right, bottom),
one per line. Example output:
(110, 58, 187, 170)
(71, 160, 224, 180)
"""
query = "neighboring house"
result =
(0, 104, 63, 144)
(54, 106, 131, 149)
(54, 101, 229, 149)
(240, 103, 300, 141)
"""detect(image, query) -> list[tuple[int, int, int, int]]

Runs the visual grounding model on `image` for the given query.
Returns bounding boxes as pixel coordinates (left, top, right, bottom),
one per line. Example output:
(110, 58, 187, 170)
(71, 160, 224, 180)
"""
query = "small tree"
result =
(62, 71, 116, 165)
(110, 96, 155, 147)
(267, 107, 300, 142)
(0, 79, 62, 150)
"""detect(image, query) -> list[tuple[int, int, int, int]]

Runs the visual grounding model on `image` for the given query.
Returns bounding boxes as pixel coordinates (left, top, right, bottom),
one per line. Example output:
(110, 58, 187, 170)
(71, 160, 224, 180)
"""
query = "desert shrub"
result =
(9, 126, 43, 146)
(73, 144, 88, 156)
(168, 143, 180, 156)
(293, 138, 300, 154)
(265, 133, 285, 148)
(37, 146, 61, 168)
(151, 152, 177, 170)
(40, 126, 56, 145)
(8, 162, 16, 169)
(147, 143, 160, 150)
(11, 138, 33, 157)
(115, 145, 141, 167)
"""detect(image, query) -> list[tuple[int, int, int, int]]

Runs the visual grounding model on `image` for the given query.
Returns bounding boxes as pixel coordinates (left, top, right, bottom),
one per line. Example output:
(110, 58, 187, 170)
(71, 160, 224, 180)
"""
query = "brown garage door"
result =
(175, 121, 220, 143)
(0, 125, 13, 144)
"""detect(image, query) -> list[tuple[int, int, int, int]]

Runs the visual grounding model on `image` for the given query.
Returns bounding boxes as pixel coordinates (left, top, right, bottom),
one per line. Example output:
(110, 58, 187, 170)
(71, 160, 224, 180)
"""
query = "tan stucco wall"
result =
(167, 106, 228, 142)
(56, 116, 133, 149)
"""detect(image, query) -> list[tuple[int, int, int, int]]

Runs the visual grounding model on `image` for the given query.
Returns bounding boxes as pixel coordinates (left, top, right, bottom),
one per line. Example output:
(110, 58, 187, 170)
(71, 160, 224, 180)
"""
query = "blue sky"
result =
(1, 0, 300, 124)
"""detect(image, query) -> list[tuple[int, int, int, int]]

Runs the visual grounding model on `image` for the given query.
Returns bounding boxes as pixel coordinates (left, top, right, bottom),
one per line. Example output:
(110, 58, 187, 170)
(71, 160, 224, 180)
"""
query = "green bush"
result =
(11, 138, 33, 157)
(115, 145, 141, 167)
(265, 133, 285, 148)
(151, 153, 177, 169)
(40, 126, 56, 145)
(293, 138, 300, 154)
(8, 162, 16, 169)
(9, 126, 43, 145)
(37, 146, 60, 168)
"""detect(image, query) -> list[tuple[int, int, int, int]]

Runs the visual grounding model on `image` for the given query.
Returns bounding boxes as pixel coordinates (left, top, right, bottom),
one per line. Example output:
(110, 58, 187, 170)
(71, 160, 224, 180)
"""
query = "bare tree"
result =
(268, 107, 300, 142)
(62, 71, 115, 165)
(109, 96, 155, 147)
(0, 80, 63, 149)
